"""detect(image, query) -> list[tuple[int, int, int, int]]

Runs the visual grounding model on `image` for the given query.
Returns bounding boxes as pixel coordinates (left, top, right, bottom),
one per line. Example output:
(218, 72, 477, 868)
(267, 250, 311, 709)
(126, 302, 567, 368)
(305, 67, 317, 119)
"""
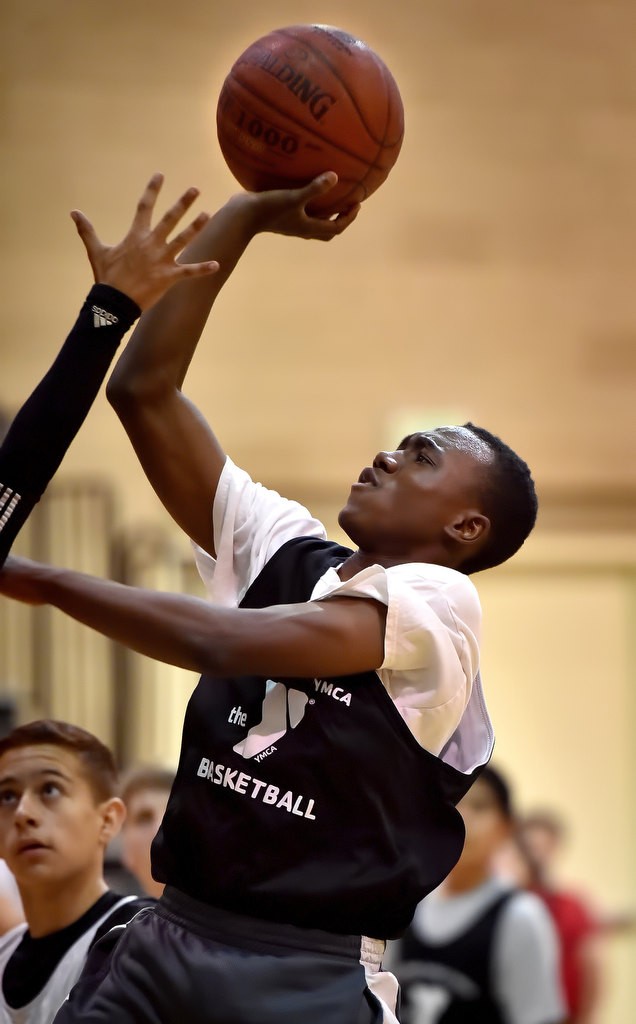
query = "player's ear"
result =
(97, 796, 126, 846)
(444, 510, 490, 548)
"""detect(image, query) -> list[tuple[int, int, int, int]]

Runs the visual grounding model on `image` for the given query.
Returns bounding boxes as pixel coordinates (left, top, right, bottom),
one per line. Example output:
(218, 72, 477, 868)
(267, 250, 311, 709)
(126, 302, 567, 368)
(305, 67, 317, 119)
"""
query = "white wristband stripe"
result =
(0, 485, 22, 532)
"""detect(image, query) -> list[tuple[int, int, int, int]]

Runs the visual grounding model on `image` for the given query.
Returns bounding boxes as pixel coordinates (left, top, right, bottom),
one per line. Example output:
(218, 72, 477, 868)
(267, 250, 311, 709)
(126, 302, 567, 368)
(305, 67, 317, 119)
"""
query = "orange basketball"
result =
(216, 24, 404, 214)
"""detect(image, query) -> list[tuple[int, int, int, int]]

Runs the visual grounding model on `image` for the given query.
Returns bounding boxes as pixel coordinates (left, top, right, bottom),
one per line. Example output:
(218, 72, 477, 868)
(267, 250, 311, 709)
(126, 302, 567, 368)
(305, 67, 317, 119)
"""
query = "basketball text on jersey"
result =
(192, 676, 357, 821)
(196, 756, 316, 820)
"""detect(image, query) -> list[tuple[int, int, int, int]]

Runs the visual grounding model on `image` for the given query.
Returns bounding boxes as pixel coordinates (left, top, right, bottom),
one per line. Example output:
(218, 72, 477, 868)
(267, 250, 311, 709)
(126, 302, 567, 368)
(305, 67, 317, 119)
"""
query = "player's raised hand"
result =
(244, 172, 361, 241)
(71, 173, 220, 310)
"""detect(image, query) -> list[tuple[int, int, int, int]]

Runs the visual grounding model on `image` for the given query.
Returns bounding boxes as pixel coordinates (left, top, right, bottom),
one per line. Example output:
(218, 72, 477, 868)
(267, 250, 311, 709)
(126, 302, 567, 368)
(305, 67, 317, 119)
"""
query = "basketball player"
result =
(0, 173, 538, 1023)
(0, 720, 155, 1024)
(387, 765, 564, 1023)
(0, 173, 218, 567)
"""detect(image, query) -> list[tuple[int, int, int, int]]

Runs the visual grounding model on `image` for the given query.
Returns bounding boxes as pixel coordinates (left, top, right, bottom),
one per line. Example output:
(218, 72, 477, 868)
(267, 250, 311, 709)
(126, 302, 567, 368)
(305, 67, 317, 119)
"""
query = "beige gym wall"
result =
(2, 1, 635, 1018)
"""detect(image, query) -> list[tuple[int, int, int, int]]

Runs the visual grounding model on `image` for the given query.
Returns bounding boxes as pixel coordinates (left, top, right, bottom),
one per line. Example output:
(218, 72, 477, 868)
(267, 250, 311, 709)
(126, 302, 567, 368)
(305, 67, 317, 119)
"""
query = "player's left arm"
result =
(0, 555, 386, 678)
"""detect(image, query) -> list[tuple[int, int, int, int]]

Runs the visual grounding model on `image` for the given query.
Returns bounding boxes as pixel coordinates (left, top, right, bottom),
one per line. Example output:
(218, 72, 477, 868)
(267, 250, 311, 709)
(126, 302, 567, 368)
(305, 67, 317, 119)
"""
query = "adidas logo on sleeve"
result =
(91, 305, 119, 328)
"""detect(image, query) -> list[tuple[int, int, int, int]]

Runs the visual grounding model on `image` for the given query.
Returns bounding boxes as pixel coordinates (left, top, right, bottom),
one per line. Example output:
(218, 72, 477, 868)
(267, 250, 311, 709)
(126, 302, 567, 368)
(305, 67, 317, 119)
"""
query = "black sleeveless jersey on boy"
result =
(152, 537, 484, 939)
(398, 890, 515, 1023)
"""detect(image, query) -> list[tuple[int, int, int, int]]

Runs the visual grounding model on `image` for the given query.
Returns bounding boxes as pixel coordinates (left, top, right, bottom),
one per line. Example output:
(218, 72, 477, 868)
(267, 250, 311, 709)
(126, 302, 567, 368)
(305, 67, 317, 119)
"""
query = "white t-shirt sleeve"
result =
(493, 893, 565, 1024)
(193, 457, 327, 606)
(311, 560, 485, 758)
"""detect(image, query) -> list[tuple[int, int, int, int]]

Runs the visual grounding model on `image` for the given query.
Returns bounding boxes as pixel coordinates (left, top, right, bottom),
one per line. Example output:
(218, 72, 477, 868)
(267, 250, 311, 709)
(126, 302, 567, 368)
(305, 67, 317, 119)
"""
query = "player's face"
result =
(122, 788, 169, 898)
(338, 426, 493, 564)
(455, 779, 511, 870)
(0, 745, 118, 892)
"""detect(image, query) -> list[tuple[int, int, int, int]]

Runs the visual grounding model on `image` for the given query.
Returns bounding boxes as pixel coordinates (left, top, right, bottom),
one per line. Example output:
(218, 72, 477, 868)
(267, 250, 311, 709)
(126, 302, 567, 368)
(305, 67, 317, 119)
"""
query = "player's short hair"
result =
(120, 765, 175, 806)
(478, 764, 514, 821)
(460, 422, 538, 574)
(0, 719, 118, 803)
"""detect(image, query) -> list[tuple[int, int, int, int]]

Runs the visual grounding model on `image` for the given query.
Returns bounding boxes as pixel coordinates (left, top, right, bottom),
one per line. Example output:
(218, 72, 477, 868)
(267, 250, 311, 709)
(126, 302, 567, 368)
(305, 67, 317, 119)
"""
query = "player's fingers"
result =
(132, 172, 164, 231)
(153, 187, 202, 241)
(301, 171, 339, 199)
(332, 202, 362, 230)
(166, 211, 211, 253)
(299, 201, 361, 241)
(173, 260, 220, 280)
(70, 210, 102, 256)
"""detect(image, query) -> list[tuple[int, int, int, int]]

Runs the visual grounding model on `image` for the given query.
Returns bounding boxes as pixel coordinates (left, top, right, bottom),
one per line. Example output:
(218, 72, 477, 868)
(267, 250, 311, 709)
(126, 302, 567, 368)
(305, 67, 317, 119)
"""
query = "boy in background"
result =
(0, 720, 154, 1024)
(388, 766, 565, 1024)
(120, 767, 174, 899)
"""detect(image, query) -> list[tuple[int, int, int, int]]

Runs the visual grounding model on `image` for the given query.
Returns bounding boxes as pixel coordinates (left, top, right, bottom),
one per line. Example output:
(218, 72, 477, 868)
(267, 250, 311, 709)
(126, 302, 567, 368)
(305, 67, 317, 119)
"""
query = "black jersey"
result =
(397, 891, 515, 1023)
(152, 537, 485, 939)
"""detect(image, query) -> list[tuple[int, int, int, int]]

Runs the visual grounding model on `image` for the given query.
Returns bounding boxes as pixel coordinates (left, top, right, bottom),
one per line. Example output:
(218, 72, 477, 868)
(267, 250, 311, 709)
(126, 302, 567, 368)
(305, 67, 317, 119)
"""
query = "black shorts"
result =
(54, 887, 400, 1024)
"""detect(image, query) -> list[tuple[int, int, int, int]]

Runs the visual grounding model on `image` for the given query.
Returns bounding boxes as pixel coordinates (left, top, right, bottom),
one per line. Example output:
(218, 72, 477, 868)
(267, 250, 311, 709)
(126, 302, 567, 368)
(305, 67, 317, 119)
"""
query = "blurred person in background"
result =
(499, 809, 636, 1024)
(120, 766, 174, 899)
(519, 811, 600, 1024)
(387, 766, 565, 1024)
(0, 720, 154, 1024)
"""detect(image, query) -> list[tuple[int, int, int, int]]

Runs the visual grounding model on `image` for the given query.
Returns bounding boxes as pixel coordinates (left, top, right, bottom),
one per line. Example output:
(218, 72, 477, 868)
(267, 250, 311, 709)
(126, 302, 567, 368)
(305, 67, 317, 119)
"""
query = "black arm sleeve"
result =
(0, 283, 140, 565)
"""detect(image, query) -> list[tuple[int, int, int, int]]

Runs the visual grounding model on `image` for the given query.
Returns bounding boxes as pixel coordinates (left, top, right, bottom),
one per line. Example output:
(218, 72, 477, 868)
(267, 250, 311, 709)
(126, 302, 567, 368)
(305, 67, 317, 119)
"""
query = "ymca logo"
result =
(231, 681, 308, 760)
(229, 678, 353, 761)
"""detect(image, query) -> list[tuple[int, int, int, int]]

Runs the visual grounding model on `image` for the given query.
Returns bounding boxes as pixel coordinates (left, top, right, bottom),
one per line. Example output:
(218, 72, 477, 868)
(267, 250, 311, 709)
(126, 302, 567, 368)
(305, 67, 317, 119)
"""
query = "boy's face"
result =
(456, 777, 511, 869)
(0, 744, 120, 892)
(121, 787, 169, 896)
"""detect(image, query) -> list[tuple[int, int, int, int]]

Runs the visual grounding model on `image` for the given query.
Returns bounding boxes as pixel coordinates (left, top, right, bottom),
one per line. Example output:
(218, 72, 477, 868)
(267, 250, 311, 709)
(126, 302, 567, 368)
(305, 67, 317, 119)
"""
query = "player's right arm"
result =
(0, 556, 385, 679)
(106, 174, 359, 557)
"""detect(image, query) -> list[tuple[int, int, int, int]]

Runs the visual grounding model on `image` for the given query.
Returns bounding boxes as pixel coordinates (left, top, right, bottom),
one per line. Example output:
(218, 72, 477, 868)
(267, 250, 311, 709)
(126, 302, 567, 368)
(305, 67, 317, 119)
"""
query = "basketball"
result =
(216, 24, 404, 214)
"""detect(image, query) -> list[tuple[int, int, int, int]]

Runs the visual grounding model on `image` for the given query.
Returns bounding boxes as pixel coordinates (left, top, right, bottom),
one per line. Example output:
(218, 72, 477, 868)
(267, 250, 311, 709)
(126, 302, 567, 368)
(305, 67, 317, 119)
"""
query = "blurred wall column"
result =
(116, 526, 199, 768)
(36, 482, 118, 745)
